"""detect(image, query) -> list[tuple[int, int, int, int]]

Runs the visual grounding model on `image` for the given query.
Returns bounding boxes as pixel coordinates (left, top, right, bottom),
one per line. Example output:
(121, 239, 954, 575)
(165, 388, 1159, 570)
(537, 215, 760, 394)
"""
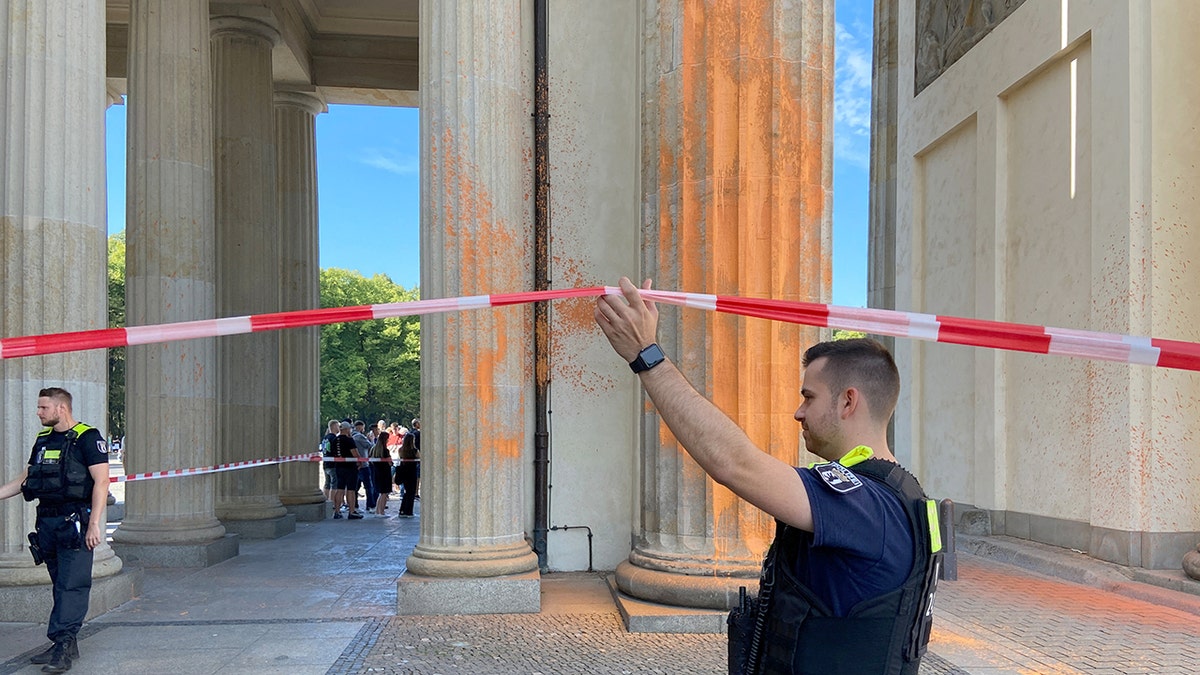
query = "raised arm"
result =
(595, 277, 814, 531)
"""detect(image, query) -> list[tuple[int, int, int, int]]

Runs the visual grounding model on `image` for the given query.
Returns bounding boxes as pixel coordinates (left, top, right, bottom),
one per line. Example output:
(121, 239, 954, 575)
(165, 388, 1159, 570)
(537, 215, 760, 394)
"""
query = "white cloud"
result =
(361, 148, 419, 175)
(834, 20, 873, 170)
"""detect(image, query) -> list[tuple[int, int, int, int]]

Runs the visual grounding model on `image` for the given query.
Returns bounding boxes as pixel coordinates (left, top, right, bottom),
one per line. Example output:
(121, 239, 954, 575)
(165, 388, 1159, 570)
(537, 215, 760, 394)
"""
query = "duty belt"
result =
(36, 502, 88, 517)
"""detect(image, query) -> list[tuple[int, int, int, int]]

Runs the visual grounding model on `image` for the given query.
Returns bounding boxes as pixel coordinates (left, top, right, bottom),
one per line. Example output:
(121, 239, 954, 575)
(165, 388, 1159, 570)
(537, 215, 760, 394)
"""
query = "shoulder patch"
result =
(813, 462, 864, 494)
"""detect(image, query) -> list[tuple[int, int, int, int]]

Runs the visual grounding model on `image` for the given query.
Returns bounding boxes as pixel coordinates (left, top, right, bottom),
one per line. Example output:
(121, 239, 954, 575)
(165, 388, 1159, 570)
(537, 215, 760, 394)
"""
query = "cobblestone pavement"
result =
(4, 508, 1197, 675)
(928, 556, 1200, 674)
(351, 557, 1200, 675)
(352, 612, 973, 675)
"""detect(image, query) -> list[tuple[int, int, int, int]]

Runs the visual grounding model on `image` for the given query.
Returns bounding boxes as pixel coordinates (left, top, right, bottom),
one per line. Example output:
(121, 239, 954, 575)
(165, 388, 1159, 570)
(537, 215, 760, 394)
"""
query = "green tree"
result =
(832, 329, 866, 341)
(105, 253, 420, 435)
(108, 232, 126, 438)
(320, 268, 421, 427)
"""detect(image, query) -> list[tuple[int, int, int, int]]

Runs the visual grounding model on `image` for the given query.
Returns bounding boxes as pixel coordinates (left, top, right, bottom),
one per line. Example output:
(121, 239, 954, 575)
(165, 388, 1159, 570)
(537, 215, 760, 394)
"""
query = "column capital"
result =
(210, 15, 280, 47)
(274, 89, 327, 115)
(106, 78, 126, 108)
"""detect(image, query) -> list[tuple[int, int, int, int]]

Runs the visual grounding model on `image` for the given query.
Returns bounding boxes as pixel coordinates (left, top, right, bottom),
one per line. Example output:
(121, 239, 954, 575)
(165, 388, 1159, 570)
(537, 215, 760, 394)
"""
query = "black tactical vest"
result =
(756, 458, 942, 675)
(22, 423, 96, 504)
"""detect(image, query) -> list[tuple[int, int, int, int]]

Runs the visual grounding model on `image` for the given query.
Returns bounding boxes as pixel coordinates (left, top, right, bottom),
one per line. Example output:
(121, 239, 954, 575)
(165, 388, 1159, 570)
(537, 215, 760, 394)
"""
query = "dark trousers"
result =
(359, 466, 377, 509)
(36, 506, 94, 642)
(397, 462, 419, 516)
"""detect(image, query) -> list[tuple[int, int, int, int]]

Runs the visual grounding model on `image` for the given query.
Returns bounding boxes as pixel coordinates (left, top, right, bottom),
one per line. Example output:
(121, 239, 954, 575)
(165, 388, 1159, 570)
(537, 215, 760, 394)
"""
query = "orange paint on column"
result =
(650, 0, 833, 564)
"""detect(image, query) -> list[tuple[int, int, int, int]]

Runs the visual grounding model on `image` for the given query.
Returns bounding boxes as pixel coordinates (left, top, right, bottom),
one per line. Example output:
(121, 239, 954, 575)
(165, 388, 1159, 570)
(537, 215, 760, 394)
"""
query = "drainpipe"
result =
(532, 0, 551, 572)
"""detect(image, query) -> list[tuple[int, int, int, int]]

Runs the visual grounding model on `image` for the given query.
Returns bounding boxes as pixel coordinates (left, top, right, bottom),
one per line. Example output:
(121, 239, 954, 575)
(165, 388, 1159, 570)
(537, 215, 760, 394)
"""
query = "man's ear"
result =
(840, 387, 861, 419)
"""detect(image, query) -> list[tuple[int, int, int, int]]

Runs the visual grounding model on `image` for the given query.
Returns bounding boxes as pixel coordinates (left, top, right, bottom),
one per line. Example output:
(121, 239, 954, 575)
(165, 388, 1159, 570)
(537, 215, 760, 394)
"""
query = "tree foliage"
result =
(108, 232, 126, 438)
(320, 268, 421, 426)
(105, 236, 421, 436)
(831, 329, 867, 341)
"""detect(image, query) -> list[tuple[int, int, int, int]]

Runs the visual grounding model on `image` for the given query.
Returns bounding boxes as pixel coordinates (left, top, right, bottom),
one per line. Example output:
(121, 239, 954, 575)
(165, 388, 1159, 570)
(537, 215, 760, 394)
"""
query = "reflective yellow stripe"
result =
(839, 445, 874, 467)
(43, 450, 62, 460)
(806, 445, 874, 469)
(926, 499, 943, 553)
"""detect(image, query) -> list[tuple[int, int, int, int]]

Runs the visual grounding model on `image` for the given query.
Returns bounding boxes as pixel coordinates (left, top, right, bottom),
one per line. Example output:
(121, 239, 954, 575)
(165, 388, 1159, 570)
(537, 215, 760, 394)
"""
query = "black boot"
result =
(29, 643, 55, 664)
(41, 636, 76, 673)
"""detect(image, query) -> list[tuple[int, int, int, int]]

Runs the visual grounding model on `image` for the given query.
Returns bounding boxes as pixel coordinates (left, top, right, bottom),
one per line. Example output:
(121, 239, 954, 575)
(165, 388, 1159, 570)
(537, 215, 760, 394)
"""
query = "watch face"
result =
(641, 344, 665, 366)
(632, 343, 666, 373)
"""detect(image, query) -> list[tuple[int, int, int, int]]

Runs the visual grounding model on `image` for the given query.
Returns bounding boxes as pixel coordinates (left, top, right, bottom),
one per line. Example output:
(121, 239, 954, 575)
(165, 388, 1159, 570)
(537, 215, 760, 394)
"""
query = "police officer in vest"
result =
(0, 387, 110, 673)
(596, 279, 941, 674)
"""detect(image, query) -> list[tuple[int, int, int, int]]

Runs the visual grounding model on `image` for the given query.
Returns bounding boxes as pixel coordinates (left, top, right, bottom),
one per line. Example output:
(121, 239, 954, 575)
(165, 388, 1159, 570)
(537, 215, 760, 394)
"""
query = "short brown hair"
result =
(39, 387, 73, 410)
(802, 339, 899, 423)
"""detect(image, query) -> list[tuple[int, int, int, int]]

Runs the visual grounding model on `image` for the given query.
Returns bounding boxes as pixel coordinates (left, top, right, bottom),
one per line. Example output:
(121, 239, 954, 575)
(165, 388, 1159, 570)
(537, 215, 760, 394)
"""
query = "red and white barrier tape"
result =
(109, 453, 403, 483)
(5, 286, 1198, 371)
(110, 452, 318, 483)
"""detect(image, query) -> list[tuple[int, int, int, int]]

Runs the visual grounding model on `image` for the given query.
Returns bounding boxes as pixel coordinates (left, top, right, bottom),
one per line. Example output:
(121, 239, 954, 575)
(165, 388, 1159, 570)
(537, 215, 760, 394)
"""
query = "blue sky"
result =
(106, 0, 872, 308)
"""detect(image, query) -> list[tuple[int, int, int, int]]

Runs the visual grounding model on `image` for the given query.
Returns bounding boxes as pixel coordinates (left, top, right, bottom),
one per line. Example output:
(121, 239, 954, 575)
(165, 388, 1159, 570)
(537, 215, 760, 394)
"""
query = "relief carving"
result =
(915, 0, 1027, 95)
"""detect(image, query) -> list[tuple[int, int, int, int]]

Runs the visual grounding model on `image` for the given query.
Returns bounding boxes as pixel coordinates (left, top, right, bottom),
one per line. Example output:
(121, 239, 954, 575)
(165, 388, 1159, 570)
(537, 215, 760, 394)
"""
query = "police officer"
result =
(596, 279, 940, 674)
(0, 387, 110, 673)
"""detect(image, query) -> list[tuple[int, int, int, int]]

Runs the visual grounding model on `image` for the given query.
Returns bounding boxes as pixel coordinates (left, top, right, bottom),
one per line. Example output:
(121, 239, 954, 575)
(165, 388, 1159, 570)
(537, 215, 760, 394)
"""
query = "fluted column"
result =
(111, 0, 234, 568)
(623, 0, 833, 609)
(210, 16, 292, 537)
(0, 0, 122, 606)
(399, 0, 539, 615)
(275, 89, 326, 520)
(868, 0, 899, 358)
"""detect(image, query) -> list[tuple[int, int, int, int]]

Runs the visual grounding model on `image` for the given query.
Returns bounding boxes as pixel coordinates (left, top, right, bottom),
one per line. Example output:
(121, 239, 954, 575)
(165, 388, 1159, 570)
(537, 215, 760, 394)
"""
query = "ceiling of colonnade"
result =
(105, 0, 419, 106)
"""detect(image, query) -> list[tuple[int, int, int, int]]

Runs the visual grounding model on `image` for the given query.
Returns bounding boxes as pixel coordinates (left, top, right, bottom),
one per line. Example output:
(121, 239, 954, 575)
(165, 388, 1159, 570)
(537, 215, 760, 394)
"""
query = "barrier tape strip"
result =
(7, 286, 1192, 371)
(72, 286, 1196, 483)
(109, 453, 407, 484)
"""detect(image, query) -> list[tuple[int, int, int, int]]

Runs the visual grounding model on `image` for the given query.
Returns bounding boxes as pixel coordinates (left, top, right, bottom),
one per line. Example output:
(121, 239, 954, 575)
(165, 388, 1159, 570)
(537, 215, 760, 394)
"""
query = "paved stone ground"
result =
(352, 613, 972, 674)
(3, 497, 1197, 675)
(929, 557, 1200, 674)
(347, 557, 1200, 675)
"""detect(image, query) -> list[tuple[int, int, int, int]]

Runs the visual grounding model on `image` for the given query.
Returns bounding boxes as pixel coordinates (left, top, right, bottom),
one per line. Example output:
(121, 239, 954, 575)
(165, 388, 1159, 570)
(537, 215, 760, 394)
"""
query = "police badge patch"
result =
(814, 462, 863, 493)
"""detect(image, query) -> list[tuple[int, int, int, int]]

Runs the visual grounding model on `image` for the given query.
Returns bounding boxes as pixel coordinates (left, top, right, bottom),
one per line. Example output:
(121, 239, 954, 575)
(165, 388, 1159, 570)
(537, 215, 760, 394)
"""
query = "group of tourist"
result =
(321, 418, 420, 520)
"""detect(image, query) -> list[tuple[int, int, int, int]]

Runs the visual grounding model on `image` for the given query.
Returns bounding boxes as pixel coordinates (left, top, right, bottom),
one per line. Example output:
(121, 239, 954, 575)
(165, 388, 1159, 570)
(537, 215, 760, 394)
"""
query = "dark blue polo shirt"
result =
(791, 464, 915, 617)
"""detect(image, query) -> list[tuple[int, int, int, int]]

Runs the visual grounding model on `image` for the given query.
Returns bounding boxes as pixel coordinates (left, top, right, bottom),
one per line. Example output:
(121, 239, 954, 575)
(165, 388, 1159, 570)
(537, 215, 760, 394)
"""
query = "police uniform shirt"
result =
(792, 465, 915, 617)
(27, 427, 108, 504)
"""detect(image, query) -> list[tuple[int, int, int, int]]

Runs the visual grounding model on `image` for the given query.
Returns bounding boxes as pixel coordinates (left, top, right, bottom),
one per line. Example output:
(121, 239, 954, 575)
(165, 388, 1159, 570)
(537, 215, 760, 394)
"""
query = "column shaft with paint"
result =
(113, 0, 233, 567)
(623, 0, 834, 609)
(275, 90, 326, 520)
(210, 16, 292, 537)
(0, 0, 123, 605)
(401, 0, 540, 614)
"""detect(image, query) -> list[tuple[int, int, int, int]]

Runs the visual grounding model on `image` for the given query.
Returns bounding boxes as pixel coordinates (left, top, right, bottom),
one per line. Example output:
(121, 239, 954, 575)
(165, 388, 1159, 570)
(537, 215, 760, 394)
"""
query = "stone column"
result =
(869, 0, 900, 450)
(111, 0, 236, 569)
(622, 0, 833, 610)
(275, 89, 327, 521)
(868, 0, 899, 321)
(399, 0, 540, 615)
(210, 16, 294, 539)
(0, 1, 126, 619)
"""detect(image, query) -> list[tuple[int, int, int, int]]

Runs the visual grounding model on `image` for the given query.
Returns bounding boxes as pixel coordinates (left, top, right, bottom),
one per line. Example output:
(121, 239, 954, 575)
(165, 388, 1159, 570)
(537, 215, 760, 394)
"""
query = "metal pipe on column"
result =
(531, 0, 551, 571)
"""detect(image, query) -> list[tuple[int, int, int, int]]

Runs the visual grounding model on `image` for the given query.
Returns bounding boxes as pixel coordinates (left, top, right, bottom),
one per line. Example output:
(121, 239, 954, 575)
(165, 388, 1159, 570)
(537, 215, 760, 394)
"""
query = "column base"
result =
(283, 501, 328, 522)
(0, 567, 142, 622)
(615, 559, 754, 610)
(111, 533, 240, 568)
(1184, 544, 1200, 581)
(219, 514, 296, 539)
(606, 575, 726, 633)
(396, 569, 541, 615)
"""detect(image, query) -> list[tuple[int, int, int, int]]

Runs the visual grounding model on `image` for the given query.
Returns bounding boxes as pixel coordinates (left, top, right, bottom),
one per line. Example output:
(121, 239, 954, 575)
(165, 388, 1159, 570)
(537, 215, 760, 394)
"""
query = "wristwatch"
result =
(629, 343, 666, 373)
